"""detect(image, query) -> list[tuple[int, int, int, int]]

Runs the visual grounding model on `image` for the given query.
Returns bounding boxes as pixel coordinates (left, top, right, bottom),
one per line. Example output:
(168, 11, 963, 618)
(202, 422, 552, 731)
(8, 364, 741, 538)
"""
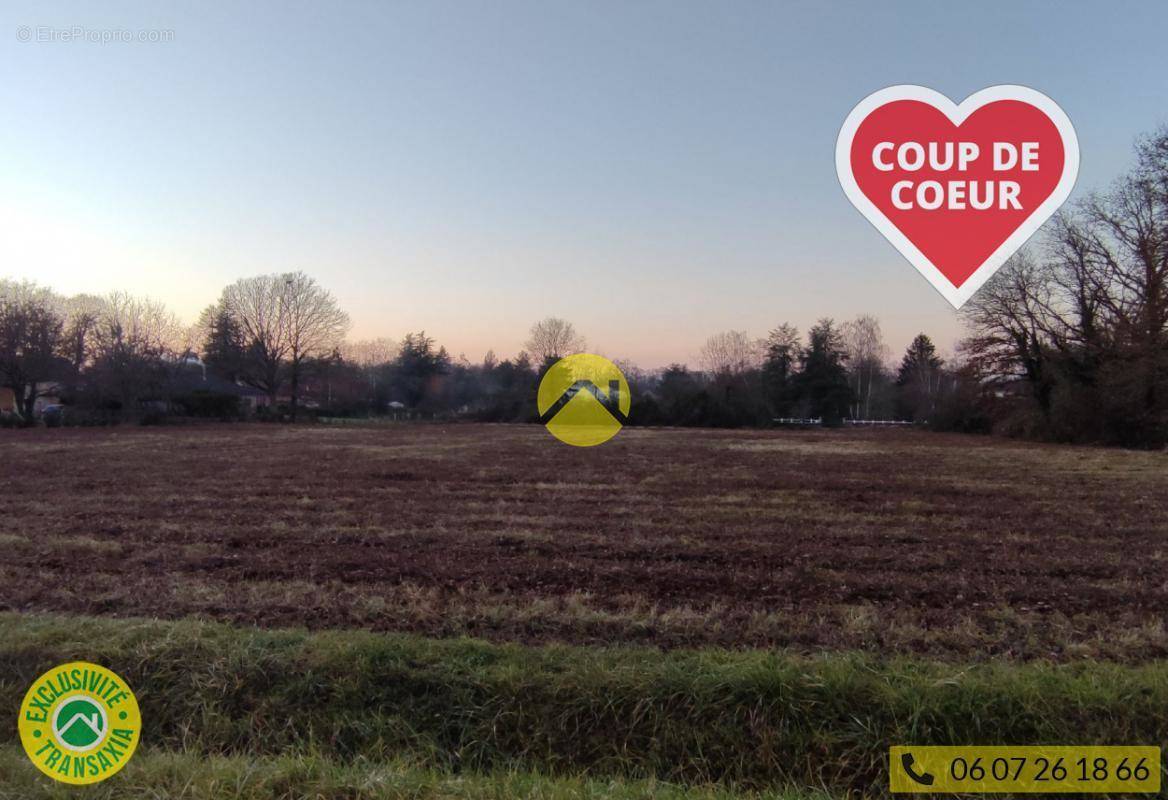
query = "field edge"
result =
(3, 612, 1167, 796)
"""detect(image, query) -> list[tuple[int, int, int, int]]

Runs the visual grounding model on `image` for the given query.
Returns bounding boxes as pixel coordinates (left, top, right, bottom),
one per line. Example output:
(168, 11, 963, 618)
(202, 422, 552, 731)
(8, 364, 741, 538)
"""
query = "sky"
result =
(3, 1, 1167, 369)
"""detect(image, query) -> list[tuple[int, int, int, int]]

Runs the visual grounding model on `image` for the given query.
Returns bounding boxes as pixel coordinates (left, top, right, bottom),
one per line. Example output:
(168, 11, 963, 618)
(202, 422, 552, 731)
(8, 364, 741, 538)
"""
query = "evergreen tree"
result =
(896, 334, 945, 421)
(390, 331, 451, 410)
(762, 323, 800, 417)
(201, 307, 247, 382)
(657, 364, 703, 424)
(793, 319, 853, 425)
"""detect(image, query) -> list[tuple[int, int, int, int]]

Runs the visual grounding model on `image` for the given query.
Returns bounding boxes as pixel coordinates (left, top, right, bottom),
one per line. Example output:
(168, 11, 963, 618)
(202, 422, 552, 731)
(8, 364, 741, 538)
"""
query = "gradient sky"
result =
(3, 1, 1167, 368)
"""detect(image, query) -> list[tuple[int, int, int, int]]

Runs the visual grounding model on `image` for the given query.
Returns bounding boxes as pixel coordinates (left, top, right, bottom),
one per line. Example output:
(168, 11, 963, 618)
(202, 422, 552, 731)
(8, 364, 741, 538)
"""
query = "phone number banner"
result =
(890, 745, 1161, 794)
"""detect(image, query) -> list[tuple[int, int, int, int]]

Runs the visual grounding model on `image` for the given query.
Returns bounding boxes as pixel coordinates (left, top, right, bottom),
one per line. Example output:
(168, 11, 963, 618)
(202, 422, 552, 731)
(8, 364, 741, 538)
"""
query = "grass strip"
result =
(1, 613, 1166, 794)
(0, 745, 834, 800)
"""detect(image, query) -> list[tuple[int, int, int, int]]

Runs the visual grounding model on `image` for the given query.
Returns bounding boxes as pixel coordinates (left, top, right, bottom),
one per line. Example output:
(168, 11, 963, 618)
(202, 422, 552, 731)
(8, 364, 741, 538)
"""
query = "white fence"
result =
(772, 417, 919, 426)
(844, 419, 919, 426)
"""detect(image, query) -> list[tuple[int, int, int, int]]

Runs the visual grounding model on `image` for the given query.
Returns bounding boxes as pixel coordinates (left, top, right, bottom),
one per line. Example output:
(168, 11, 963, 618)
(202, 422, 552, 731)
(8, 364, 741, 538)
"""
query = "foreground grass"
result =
(2, 613, 1167, 795)
(0, 747, 835, 800)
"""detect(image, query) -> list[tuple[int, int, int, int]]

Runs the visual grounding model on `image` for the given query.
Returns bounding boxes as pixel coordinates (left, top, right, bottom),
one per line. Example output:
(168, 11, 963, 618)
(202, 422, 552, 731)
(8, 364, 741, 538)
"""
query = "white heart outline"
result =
(835, 84, 1080, 309)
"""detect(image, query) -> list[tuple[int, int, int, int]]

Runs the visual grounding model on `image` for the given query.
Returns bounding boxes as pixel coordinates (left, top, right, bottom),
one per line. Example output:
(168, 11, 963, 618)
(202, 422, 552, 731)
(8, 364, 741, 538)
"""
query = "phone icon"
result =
(901, 752, 935, 786)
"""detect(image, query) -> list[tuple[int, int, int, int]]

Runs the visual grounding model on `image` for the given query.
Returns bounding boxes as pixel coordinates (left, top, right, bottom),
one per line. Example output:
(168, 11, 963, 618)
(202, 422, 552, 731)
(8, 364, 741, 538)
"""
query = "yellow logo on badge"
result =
(537, 353, 630, 446)
(18, 662, 141, 785)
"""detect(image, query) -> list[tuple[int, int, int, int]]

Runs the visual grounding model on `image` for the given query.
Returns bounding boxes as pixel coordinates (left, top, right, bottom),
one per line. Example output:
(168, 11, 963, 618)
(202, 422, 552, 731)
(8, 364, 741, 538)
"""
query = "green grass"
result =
(2, 613, 1166, 796)
(0, 746, 835, 800)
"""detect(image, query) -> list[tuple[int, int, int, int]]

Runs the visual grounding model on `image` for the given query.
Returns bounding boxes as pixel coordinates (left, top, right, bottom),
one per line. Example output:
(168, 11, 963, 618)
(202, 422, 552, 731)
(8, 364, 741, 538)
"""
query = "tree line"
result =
(963, 128, 1168, 447)
(2, 127, 1165, 446)
(0, 278, 956, 430)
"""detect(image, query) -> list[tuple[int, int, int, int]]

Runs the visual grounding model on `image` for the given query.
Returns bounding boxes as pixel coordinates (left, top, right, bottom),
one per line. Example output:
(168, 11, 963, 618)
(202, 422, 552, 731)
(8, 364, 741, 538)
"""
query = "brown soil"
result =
(2, 423, 1165, 660)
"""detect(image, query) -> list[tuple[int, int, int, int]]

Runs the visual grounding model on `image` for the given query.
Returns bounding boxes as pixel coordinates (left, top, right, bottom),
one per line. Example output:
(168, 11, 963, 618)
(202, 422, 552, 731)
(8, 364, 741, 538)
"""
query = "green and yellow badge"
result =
(18, 662, 140, 785)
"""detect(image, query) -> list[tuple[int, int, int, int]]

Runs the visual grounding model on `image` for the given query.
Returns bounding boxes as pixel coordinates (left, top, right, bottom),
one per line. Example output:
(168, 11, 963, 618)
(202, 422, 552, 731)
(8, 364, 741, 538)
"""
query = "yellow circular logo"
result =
(537, 353, 630, 446)
(18, 662, 141, 785)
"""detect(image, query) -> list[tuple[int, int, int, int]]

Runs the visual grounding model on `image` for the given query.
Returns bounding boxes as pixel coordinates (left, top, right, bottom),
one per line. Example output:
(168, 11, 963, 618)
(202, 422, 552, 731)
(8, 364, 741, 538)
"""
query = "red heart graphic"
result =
(836, 86, 1078, 308)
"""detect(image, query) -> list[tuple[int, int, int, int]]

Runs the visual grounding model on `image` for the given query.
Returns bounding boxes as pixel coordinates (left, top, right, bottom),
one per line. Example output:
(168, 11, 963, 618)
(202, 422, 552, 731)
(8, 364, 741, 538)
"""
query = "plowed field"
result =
(3, 424, 1164, 660)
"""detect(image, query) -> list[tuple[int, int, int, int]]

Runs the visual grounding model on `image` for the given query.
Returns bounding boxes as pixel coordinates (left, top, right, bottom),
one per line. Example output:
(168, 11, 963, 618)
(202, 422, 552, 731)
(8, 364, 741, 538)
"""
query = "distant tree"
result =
(656, 364, 703, 424)
(841, 314, 890, 419)
(198, 306, 247, 381)
(962, 251, 1061, 425)
(0, 283, 65, 420)
(964, 126, 1168, 446)
(793, 319, 853, 424)
(391, 331, 451, 410)
(694, 330, 767, 425)
(698, 330, 761, 377)
(437, 353, 482, 414)
(896, 334, 945, 421)
(340, 337, 396, 413)
(89, 292, 183, 413)
(525, 318, 585, 365)
(279, 273, 351, 418)
(215, 275, 289, 405)
(762, 323, 800, 417)
(60, 293, 103, 386)
(343, 338, 397, 370)
(474, 350, 536, 422)
(302, 347, 354, 411)
(931, 347, 994, 433)
(216, 272, 350, 417)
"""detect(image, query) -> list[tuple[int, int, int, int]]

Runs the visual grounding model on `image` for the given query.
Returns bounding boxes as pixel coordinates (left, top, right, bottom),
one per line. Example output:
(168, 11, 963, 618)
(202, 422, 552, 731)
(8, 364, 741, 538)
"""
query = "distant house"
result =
(0, 383, 62, 417)
(33, 384, 62, 414)
(987, 376, 1029, 400)
(273, 394, 319, 410)
(168, 360, 268, 415)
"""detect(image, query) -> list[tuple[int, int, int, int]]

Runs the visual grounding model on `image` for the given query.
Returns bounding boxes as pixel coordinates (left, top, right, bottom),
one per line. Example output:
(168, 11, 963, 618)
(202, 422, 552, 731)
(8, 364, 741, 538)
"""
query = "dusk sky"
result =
(4, 1, 1167, 368)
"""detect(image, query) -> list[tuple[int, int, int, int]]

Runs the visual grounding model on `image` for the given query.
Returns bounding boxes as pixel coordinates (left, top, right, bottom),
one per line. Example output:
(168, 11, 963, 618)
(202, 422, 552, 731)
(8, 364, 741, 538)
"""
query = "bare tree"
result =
(94, 293, 184, 354)
(342, 338, 397, 370)
(217, 272, 350, 416)
(962, 250, 1062, 419)
(698, 330, 762, 376)
(525, 317, 585, 365)
(963, 127, 1168, 443)
(0, 282, 65, 419)
(282, 273, 351, 417)
(89, 292, 185, 412)
(61, 293, 104, 381)
(217, 274, 290, 404)
(841, 314, 889, 418)
(337, 338, 395, 406)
